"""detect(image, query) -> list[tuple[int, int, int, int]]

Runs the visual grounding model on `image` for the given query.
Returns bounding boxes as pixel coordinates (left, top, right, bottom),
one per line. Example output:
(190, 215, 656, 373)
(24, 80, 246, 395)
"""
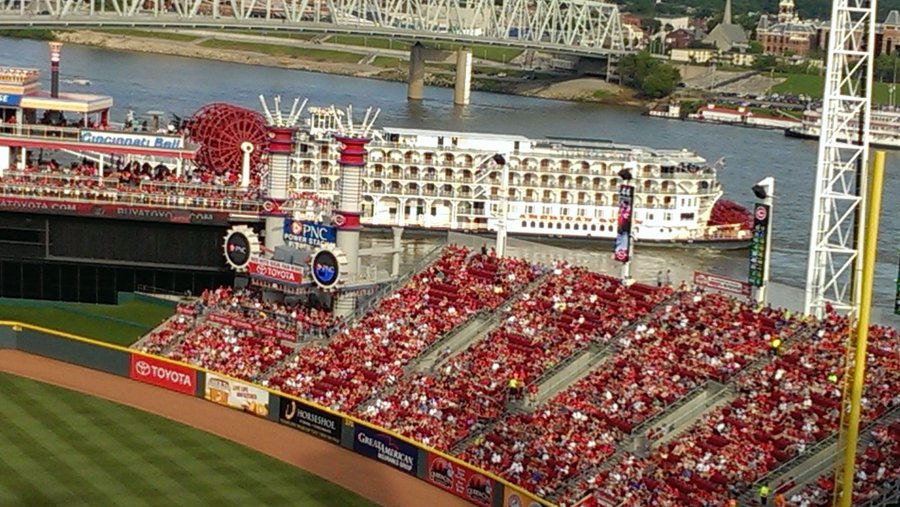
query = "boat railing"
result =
(0, 184, 265, 213)
(0, 122, 84, 141)
(0, 175, 266, 214)
(1, 170, 258, 200)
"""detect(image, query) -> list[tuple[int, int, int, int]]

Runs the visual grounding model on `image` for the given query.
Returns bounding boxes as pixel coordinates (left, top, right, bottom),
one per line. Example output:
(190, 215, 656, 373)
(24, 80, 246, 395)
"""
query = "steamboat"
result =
(294, 107, 752, 247)
(785, 106, 900, 149)
(0, 63, 752, 251)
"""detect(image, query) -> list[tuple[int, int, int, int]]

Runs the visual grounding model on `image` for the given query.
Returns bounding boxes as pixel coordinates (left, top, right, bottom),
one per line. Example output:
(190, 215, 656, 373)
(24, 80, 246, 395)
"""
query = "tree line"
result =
(618, 0, 900, 22)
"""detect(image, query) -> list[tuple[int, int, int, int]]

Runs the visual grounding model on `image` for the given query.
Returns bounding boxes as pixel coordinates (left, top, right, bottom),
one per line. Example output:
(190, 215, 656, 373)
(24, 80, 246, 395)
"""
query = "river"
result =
(1, 37, 897, 313)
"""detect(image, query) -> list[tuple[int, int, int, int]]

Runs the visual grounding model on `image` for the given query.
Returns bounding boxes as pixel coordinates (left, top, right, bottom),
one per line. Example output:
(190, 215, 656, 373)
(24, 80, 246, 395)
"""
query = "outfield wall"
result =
(0, 321, 554, 507)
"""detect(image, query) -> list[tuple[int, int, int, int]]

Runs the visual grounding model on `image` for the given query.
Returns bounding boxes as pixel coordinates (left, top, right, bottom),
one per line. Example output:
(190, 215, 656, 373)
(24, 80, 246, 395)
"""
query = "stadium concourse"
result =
(132, 245, 900, 507)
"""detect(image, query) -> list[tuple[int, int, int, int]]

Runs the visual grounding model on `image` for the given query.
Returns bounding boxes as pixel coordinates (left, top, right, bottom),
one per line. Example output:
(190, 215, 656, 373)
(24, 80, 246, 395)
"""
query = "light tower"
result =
(801, 0, 879, 506)
(258, 95, 308, 251)
(803, 0, 876, 320)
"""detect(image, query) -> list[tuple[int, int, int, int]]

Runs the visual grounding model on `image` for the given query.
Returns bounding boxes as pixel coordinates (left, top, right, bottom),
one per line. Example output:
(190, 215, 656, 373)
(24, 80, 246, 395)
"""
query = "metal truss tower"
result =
(802, 0, 876, 320)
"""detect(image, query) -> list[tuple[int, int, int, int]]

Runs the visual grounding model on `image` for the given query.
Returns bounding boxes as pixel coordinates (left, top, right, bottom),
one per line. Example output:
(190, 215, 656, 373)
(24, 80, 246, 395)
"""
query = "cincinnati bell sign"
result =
(79, 129, 185, 150)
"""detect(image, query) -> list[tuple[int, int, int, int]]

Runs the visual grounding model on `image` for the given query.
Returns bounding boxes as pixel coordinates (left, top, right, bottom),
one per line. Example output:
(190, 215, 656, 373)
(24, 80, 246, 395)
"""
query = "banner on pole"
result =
(613, 185, 634, 263)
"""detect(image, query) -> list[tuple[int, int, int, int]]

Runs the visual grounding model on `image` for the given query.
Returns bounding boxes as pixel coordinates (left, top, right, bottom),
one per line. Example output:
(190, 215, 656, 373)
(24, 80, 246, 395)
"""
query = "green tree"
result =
(753, 54, 778, 70)
(748, 40, 764, 54)
(875, 53, 899, 82)
(618, 51, 682, 98)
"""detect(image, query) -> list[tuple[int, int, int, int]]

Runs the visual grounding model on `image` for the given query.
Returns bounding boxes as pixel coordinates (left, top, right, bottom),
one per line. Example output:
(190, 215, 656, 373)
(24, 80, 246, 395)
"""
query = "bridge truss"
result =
(0, 0, 627, 53)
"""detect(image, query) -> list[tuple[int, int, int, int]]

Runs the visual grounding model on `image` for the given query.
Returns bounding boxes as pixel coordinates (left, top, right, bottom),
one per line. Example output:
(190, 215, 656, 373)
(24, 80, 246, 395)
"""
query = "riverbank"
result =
(42, 29, 644, 106)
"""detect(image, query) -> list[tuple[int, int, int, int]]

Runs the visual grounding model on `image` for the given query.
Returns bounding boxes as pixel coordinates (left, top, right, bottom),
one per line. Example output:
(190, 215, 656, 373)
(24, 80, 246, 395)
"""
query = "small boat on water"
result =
(784, 106, 900, 150)
(63, 78, 92, 86)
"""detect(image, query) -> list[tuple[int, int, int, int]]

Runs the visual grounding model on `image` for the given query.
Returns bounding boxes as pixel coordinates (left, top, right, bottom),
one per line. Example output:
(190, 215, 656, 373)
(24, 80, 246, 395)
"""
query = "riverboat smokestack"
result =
(49, 42, 62, 98)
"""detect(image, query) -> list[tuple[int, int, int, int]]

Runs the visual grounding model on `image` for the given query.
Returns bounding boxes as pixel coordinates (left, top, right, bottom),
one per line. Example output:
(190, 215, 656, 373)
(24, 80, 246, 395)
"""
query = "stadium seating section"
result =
(130, 246, 900, 506)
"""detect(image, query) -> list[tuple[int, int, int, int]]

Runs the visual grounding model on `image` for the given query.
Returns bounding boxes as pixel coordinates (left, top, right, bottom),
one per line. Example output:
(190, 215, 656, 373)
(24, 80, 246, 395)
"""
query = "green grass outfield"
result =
(0, 371, 375, 507)
(0, 298, 174, 346)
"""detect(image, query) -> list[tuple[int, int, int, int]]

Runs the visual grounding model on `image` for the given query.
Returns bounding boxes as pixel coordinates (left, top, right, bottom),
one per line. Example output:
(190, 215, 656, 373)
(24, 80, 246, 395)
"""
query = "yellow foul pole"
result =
(836, 150, 886, 507)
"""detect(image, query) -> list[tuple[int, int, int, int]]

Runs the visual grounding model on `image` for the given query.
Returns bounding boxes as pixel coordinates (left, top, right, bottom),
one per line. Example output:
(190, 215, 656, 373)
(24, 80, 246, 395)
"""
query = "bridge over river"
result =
(0, 0, 631, 103)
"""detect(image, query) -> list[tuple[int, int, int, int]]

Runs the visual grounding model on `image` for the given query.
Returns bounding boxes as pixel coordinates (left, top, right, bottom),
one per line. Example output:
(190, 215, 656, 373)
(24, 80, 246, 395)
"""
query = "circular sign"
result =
(332, 214, 346, 227)
(226, 232, 251, 268)
(223, 226, 260, 271)
(311, 249, 340, 288)
(755, 205, 768, 221)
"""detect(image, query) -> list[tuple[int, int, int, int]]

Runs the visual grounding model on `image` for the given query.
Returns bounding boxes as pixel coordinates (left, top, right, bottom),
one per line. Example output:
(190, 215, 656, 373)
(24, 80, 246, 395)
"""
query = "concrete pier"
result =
(407, 43, 472, 105)
(407, 43, 429, 101)
(453, 48, 472, 105)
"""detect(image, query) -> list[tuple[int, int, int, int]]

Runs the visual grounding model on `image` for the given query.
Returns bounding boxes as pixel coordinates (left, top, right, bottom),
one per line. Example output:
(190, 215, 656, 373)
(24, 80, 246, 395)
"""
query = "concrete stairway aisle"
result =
(530, 344, 613, 406)
(523, 289, 682, 408)
(737, 405, 900, 506)
(409, 271, 552, 374)
(641, 382, 735, 449)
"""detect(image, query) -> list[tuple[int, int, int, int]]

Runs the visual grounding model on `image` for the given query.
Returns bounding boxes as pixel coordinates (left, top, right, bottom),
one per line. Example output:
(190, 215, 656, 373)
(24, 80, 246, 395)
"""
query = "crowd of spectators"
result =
(581, 313, 899, 507)
(135, 310, 197, 355)
(361, 266, 670, 451)
(196, 286, 338, 338)
(120, 248, 900, 507)
(133, 287, 340, 381)
(788, 421, 900, 506)
(463, 290, 801, 501)
(0, 161, 262, 207)
(166, 321, 292, 381)
(265, 245, 542, 411)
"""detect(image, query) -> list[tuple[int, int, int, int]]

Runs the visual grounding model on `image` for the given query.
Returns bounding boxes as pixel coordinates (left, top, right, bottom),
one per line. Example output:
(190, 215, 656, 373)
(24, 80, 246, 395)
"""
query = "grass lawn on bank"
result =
(97, 29, 200, 42)
(0, 299, 173, 346)
(769, 73, 896, 104)
(0, 372, 375, 507)
(199, 38, 365, 63)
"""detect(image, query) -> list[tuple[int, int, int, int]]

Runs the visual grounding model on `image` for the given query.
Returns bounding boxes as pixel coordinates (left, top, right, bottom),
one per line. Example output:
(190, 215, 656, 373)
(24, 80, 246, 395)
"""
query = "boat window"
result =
(539, 222, 544, 228)
(530, 222, 536, 228)
(681, 213, 695, 221)
(591, 225, 597, 231)
(522, 221, 527, 227)
(556, 223, 562, 229)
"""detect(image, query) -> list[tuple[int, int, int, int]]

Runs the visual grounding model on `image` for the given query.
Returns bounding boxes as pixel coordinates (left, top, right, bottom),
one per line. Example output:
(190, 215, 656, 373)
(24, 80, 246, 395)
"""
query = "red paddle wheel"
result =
(708, 199, 752, 230)
(188, 103, 269, 184)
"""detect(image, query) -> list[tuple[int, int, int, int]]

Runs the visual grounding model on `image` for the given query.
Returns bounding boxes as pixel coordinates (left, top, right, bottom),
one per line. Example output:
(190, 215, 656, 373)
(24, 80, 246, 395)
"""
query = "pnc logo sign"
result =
(129, 355, 196, 395)
(283, 218, 336, 247)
